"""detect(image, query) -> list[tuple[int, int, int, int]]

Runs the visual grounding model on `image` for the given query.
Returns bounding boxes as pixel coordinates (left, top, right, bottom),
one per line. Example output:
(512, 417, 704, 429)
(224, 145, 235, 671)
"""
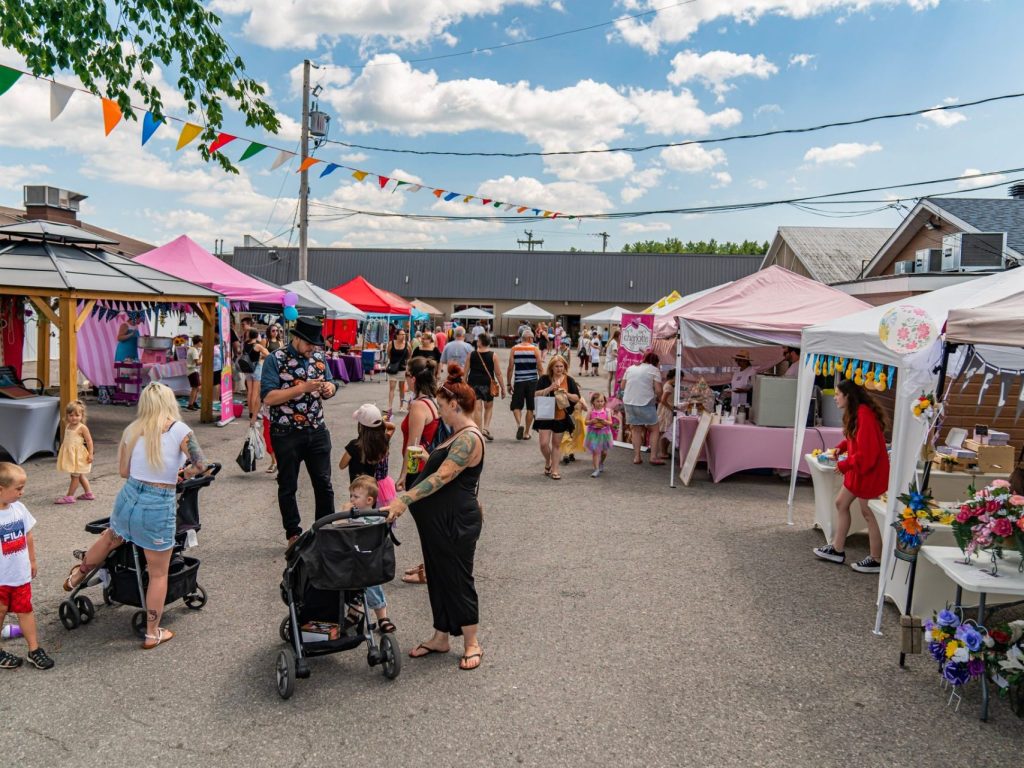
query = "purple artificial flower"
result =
(937, 609, 960, 628)
(942, 661, 971, 686)
(928, 642, 947, 662)
(967, 658, 986, 679)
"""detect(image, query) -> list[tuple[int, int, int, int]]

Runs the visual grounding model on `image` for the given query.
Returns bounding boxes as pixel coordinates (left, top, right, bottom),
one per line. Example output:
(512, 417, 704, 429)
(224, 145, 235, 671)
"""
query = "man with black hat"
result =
(261, 317, 338, 546)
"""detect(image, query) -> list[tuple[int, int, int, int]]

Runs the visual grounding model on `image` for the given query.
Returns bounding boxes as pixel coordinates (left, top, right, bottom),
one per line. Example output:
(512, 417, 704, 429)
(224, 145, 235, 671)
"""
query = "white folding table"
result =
(0, 396, 60, 462)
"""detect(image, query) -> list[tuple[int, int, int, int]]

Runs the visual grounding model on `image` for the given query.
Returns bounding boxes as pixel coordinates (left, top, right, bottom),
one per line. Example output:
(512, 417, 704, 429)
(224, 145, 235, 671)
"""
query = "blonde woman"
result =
(534, 356, 581, 480)
(62, 383, 207, 649)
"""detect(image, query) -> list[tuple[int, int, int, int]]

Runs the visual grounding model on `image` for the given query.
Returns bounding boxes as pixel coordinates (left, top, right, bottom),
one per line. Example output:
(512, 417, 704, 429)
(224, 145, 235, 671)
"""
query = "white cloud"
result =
(211, 0, 545, 49)
(621, 221, 672, 233)
(505, 18, 528, 40)
(660, 144, 727, 173)
(619, 167, 666, 203)
(340, 152, 369, 164)
(789, 53, 816, 68)
(474, 176, 612, 214)
(626, 88, 742, 136)
(748, 177, 768, 189)
(803, 141, 882, 166)
(612, 0, 940, 54)
(754, 103, 782, 117)
(667, 50, 777, 101)
(0, 163, 52, 190)
(956, 168, 1006, 189)
(711, 171, 732, 187)
(921, 98, 967, 128)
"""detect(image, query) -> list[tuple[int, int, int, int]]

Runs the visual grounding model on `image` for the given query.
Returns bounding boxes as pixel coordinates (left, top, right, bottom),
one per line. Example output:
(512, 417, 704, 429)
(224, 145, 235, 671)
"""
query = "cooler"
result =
(750, 375, 798, 427)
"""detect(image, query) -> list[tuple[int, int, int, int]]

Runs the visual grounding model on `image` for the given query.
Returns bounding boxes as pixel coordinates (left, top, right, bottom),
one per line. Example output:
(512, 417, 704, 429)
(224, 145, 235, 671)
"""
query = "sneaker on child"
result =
(850, 556, 881, 574)
(813, 544, 845, 564)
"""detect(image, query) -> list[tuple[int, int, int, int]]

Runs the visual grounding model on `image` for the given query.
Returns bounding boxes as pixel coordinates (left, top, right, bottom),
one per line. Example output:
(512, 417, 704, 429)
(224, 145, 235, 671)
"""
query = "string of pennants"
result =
(954, 345, 1024, 422)
(0, 65, 576, 220)
(808, 353, 896, 392)
(87, 300, 247, 322)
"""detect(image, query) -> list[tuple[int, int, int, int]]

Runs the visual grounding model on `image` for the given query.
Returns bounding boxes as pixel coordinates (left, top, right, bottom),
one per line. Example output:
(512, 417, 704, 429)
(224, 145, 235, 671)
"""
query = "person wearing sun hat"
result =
(727, 349, 757, 408)
(261, 316, 337, 547)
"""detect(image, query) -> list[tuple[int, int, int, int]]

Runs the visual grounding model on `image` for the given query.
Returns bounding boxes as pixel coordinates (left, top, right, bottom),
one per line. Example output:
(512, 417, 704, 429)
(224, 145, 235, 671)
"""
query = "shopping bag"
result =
(248, 423, 266, 460)
(235, 437, 257, 473)
(534, 396, 556, 420)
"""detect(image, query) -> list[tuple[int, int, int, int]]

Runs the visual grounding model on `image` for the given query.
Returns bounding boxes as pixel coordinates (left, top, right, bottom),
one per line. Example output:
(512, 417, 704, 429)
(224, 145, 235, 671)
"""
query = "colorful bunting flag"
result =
(405, 184, 422, 193)
(320, 163, 340, 178)
(101, 98, 122, 136)
(50, 82, 74, 121)
(297, 156, 321, 173)
(352, 170, 369, 181)
(462, 195, 474, 203)
(270, 150, 294, 170)
(0, 66, 21, 96)
(433, 189, 445, 198)
(444, 192, 459, 201)
(141, 112, 162, 146)
(518, 207, 528, 213)
(239, 142, 267, 161)
(176, 123, 203, 151)
(208, 132, 237, 154)
(377, 175, 390, 189)
(481, 199, 492, 206)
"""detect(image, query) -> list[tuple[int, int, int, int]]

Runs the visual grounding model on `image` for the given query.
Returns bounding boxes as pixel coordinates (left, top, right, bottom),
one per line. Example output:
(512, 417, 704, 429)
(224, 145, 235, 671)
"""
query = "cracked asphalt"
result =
(3, 360, 1021, 767)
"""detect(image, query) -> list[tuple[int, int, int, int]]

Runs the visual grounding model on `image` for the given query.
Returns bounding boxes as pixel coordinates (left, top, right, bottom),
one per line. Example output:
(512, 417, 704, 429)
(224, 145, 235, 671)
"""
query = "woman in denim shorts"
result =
(63, 383, 207, 650)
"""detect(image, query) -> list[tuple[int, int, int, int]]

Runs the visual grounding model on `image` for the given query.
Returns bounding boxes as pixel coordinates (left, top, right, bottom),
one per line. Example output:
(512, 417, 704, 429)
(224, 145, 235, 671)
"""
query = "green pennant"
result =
(239, 142, 268, 161)
(395, 180, 408, 188)
(0, 66, 22, 96)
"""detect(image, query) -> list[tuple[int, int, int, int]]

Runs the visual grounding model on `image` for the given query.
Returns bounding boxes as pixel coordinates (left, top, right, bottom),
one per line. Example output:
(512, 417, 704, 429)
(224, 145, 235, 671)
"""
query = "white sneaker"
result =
(591, 469, 601, 478)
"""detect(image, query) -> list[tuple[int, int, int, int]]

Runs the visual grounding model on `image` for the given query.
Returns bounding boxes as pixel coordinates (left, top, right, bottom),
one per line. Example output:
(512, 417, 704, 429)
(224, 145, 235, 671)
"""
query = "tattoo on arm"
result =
(185, 433, 207, 470)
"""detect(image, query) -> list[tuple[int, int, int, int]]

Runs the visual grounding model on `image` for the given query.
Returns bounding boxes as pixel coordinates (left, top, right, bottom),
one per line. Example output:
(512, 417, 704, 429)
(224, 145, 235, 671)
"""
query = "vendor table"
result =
(0, 396, 60, 462)
(676, 416, 843, 482)
(918, 546, 1024, 721)
(340, 354, 363, 382)
(924, 468, 1009, 504)
(326, 358, 350, 384)
(806, 453, 864, 545)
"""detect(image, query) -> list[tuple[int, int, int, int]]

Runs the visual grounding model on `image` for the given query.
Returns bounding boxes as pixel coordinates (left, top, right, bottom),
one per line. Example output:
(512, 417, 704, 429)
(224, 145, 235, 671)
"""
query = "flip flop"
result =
(516, 426, 524, 440)
(142, 628, 175, 650)
(402, 570, 428, 584)
(409, 643, 449, 658)
(459, 650, 484, 671)
(403, 563, 425, 576)
(649, 460, 667, 466)
(550, 472, 562, 480)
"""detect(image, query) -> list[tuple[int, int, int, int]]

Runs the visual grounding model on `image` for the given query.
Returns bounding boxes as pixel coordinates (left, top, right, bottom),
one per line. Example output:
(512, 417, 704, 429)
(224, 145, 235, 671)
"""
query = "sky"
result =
(0, 0, 1022, 255)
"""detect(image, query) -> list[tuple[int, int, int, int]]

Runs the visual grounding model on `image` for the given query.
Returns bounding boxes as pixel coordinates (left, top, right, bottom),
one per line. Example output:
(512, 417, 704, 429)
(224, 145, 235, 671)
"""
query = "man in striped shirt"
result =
(506, 330, 543, 440)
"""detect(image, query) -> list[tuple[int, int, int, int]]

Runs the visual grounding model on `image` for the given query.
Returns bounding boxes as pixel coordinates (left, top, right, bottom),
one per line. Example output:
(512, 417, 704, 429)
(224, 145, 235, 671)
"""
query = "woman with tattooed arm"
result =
(62, 383, 208, 650)
(386, 363, 486, 671)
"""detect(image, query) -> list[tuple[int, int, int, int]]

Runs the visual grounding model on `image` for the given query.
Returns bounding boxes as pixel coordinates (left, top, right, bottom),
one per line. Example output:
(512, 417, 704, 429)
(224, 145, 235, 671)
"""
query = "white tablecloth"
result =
(0, 396, 60, 462)
(806, 453, 864, 545)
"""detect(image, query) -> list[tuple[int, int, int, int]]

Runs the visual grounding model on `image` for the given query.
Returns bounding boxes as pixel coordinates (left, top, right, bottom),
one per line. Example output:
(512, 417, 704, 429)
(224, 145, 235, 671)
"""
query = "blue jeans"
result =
(364, 585, 386, 611)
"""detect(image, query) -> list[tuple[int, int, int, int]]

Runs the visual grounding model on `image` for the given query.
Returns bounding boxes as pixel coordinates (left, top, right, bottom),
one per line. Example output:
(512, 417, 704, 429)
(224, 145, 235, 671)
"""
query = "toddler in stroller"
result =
(59, 463, 220, 637)
(276, 479, 400, 699)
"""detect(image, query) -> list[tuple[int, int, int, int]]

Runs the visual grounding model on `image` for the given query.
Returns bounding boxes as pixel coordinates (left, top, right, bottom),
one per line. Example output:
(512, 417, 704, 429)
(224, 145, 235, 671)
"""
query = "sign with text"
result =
(217, 297, 235, 426)
(615, 313, 655, 392)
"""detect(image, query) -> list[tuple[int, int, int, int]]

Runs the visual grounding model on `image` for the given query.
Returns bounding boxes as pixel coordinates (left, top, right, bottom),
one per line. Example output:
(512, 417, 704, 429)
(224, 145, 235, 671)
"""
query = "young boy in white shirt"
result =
(0, 463, 54, 669)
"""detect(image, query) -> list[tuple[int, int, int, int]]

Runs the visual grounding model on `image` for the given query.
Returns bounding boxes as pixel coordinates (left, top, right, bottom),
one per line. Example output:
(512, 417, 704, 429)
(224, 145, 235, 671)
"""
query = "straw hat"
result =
(733, 349, 752, 362)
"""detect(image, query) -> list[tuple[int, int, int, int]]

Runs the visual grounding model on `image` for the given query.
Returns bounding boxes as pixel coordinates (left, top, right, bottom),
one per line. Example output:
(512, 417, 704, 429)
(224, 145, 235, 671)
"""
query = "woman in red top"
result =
(813, 378, 889, 573)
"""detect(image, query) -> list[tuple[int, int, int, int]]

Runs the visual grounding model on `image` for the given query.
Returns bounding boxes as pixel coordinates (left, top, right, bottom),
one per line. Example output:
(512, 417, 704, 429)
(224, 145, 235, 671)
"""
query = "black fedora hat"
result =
(290, 316, 324, 346)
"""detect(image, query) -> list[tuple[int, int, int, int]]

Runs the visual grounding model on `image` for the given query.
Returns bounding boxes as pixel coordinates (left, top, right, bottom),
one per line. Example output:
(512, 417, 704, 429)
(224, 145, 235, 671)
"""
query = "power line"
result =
(322, 90, 1024, 158)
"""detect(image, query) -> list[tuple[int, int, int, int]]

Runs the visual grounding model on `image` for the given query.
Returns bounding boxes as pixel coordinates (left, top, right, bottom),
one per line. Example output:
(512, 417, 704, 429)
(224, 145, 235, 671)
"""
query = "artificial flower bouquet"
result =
(924, 609, 989, 687)
(951, 480, 1024, 562)
(892, 482, 948, 560)
(912, 392, 937, 421)
(989, 620, 1024, 715)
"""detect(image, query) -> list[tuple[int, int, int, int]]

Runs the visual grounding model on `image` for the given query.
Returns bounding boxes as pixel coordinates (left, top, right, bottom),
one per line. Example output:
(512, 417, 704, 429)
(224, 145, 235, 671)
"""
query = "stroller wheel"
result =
(75, 595, 95, 625)
(58, 599, 80, 630)
(183, 585, 207, 610)
(276, 648, 296, 700)
(102, 585, 117, 606)
(130, 610, 148, 639)
(380, 633, 401, 680)
(279, 616, 293, 644)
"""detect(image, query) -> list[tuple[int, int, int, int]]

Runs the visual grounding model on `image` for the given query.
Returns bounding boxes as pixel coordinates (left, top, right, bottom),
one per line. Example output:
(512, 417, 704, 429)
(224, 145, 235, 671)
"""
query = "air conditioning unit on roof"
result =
(941, 232, 1006, 272)
(915, 248, 943, 273)
(895, 260, 916, 275)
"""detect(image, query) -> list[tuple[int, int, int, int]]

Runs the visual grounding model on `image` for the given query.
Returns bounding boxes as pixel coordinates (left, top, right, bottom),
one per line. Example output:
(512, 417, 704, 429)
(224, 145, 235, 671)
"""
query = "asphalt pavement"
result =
(3, 361, 1021, 767)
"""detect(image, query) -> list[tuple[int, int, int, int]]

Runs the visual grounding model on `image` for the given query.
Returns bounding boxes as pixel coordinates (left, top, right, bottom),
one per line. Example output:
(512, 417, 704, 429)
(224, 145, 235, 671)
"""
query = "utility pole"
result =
(597, 231, 610, 252)
(517, 229, 544, 252)
(298, 58, 311, 283)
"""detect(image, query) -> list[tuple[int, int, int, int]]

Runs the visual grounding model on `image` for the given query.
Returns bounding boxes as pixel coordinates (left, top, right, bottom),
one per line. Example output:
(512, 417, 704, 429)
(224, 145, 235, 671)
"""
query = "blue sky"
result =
(0, 0, 1021, 254)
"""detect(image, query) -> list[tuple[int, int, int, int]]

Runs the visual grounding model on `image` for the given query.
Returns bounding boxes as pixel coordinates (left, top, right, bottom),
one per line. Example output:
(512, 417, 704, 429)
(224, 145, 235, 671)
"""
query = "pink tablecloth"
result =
(675, 416, 843, 483)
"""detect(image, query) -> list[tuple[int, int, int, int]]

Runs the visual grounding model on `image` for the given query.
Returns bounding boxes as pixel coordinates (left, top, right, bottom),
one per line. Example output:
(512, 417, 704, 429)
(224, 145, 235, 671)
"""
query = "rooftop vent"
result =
(23, 185, 87, 224)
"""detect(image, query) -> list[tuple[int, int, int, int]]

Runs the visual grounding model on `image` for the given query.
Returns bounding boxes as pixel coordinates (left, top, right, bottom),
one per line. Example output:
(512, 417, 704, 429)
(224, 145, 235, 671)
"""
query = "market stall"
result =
(282, 280, 365, 321)
(451, 306, 494, 321)
(582, 306, 629, 325)
(504, 302, 554, 320)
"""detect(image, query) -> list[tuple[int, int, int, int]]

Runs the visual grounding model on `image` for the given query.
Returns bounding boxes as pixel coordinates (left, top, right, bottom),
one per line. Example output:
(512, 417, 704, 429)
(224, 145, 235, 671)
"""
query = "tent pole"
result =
(36, 315, 50, 391)
(918, 342, 955, 494)
(199, 302, 216, 424)
(670, 334, 681, 488)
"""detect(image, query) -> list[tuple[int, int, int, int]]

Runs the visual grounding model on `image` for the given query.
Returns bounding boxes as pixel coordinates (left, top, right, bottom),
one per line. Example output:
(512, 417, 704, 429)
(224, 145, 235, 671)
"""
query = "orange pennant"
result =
(101, 98, 122, 136)
(433, 189, 445, 198)
(297, 157, 322, 173)
(176, 123, 203, 150)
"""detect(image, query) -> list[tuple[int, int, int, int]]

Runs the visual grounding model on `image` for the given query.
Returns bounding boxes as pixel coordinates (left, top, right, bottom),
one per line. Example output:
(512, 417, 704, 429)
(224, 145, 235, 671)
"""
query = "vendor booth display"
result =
(330, 276, 411, 316)
(451, 306, 494, 320)
(504, 302, 554, 320)
(282, 280, 365, 321)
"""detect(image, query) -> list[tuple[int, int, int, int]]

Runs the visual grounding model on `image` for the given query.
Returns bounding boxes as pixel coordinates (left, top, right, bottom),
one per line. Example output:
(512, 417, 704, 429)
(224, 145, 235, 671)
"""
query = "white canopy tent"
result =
(581, 305, 629, 324)
(789, 266, 1024, 633)
(504, 302, 554, 320)
(283, 280, 366, 321)
(451, 306, 495, 320)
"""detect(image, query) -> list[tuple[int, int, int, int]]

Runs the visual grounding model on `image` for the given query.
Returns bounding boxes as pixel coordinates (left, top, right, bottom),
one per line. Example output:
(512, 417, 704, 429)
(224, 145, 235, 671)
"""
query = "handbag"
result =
(235, 424, 265, 472)
(554, 389, 570, 412)
(235, 356, 254, 375)
(535, 396, 556, 420)
(477, 351, 499, 397)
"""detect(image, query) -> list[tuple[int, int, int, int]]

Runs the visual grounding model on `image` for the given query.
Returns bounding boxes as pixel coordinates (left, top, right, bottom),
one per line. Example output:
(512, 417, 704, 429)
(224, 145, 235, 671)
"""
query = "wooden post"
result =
(199, 302, 216, 424)
(36, 316, 50, 390)
(57, 296, 78, 424)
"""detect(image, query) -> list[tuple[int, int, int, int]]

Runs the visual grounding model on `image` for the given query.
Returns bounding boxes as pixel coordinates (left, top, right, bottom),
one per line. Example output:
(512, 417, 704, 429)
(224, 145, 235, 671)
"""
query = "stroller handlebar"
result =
(311, 509, 388, 531)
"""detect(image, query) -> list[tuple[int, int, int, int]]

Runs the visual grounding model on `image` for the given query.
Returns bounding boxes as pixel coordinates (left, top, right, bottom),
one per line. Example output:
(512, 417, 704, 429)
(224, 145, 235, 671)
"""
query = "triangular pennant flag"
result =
(297, 157, 322, 173)
(444, 192, 459, 201)
(352, 170, 369, 182)
(542, 211, 553, 218)
(518, 206, 528, 213)
(377, 175, 390, 189)
(319, 163, 340, 178)
(995, 372, 1012, 420)
(101, 98, 122, 136)
(462, 195, 474, 203)
(0, 66, 22, 97)
(176, 122, 203, 151)
(50, 82, 75, 121)
(270, 149, 295, 170)
(433, 189, 445, 198)
(504, 204, 515, 211)
(141, 112, 163, 145)
(395, 180, 409, 192)
(405, 184, 422, 193)
(239, 142, 267, 161)
(208, 132, 237, 154)
(553, 212, 561, 219)
(532, 209, 541, 216)
(1015, 379, 1024, 423)
(481, 199, 492, 206)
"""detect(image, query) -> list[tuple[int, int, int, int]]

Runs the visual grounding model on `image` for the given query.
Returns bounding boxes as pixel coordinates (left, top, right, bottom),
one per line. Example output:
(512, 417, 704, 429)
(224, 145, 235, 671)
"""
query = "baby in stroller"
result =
(343, 476, 396, 635)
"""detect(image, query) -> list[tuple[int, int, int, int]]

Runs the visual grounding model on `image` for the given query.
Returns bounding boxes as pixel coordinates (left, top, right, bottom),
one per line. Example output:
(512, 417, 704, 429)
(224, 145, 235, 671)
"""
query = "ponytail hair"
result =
(406, 356, 437, 398)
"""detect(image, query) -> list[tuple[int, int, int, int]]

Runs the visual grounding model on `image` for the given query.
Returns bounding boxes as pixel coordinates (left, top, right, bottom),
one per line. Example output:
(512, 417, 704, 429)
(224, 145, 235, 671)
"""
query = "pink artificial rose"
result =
(956, 510, 974, 524)
(1017, 518, 1024, 532)
(1009, 495, 1024, 506)
(992, 479, 1011, 489)
(993, 518, 1014, 538)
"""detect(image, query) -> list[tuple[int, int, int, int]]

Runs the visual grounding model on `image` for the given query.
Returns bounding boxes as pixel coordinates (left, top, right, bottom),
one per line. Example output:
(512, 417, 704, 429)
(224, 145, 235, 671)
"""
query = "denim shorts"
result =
(110, 478, 177, 551)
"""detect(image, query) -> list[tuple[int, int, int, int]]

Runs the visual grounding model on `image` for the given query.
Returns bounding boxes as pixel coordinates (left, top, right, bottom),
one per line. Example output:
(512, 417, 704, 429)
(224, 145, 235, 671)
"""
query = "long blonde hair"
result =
(122, 382, 181, 471)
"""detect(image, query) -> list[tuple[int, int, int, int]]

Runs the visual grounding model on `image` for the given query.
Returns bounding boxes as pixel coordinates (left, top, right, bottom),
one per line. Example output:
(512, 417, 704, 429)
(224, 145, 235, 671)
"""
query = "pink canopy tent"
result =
(135, 235, 285, 304)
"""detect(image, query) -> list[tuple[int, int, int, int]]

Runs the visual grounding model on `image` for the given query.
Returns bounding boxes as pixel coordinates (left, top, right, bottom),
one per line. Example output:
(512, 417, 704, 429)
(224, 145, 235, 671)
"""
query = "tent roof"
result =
(283, 280, 366, 321)
(667, 266, 869, 347)
(581, 305, 629, 324)
(803, 266, 1024, 365)
(946, 291, 1024, 346)
(136, 235, 284, 303)
(411, 299, 443, 315)
(451, 306, 494, 319)
(0, 220, 117, 245)
(330, 275, 411, 315)
(504, 302, 554, 320)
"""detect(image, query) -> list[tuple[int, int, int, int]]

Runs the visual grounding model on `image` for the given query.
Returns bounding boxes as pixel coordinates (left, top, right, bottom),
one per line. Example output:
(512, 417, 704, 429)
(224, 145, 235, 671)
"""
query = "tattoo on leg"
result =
(147, 609, 158, 623)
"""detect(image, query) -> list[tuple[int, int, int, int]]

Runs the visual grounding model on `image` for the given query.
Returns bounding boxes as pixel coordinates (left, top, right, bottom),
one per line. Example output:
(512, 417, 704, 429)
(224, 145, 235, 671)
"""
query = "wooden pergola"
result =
(0, 222, 222, 424)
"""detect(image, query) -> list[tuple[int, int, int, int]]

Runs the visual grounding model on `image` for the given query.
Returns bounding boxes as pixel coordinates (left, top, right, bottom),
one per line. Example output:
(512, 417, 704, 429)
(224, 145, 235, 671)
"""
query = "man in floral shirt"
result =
(261, 317, 337, 545)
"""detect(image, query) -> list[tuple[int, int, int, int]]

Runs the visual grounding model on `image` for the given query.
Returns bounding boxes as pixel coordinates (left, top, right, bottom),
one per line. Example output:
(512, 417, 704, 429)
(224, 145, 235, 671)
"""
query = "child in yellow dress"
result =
(55, 400, 94, 505)
(560, 395, 588, 465)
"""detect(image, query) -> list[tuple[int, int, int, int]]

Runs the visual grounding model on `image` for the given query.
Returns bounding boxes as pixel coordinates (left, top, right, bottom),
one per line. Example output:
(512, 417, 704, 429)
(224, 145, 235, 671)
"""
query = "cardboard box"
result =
(300, 621, 340, 643)
(932, 456, 976, 472)
(975, 444, 1015, 473)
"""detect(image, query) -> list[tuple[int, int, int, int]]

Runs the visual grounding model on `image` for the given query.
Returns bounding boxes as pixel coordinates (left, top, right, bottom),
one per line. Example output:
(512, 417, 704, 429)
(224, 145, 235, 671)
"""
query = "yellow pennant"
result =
(351, 170, 369, 181)
(176, 123, 203, 150)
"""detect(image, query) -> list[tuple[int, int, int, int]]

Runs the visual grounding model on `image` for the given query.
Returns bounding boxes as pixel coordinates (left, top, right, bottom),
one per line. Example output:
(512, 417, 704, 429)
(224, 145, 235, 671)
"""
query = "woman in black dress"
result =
(467, 333, 504, 442)
(534, 355, 581, 480)
(386, 362, 485, 671)
(386, 329, 410, 415)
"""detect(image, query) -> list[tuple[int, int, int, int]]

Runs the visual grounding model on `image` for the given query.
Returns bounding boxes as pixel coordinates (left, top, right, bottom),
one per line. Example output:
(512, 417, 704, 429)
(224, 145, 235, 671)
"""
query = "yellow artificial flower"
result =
(945, 640, 960, 659)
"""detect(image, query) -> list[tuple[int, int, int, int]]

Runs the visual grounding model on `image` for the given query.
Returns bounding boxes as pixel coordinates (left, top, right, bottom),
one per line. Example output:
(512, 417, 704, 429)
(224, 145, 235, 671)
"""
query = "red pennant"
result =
(378, 175, 390, 189)
(481, 199, 492, 206)
(208, 132, 237, 154)
(433, 189, 444, 198)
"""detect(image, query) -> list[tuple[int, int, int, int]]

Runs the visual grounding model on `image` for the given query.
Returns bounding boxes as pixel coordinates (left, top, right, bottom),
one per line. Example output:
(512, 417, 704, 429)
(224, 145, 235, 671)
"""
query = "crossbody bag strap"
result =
(477, 350, 497, 385)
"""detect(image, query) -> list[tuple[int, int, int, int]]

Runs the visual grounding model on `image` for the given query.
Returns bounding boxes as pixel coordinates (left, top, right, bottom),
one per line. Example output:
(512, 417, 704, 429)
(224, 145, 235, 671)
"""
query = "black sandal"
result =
(377, 618, 396, 634)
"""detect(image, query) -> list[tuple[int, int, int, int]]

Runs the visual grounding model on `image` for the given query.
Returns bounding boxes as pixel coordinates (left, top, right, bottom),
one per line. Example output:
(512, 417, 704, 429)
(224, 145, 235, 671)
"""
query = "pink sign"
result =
(217, 298, 235, 426)
(614, 313, 654, 392)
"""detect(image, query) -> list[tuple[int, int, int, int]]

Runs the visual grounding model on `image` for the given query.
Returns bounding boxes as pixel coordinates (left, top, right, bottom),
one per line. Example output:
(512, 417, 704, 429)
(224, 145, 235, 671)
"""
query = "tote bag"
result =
(535, 396, 556, 420)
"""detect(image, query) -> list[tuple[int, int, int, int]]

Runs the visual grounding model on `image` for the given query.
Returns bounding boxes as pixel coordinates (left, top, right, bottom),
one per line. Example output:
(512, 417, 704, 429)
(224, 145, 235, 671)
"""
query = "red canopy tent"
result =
(330, 276, 411, 315)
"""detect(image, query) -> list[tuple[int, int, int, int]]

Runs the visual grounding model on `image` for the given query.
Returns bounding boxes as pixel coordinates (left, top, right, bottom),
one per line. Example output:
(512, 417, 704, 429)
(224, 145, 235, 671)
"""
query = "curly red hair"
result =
(439, 363, 476, 412)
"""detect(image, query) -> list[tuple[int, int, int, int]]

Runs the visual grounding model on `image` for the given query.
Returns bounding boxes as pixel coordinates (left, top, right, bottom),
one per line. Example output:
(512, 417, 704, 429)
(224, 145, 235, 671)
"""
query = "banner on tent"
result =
(217, 298, 235, 427)
(616, 314, 654, 391)
(808, 353, 895, 393)
(954, 345, 1024, 422)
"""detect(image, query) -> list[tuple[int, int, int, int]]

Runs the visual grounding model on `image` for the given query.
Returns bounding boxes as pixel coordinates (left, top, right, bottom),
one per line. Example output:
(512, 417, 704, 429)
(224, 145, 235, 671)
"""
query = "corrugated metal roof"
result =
(230, 247, 762, 304)
(0, 205, 155, 257)
(925, 197, 1024, 255)
(770, 226, 893, 283)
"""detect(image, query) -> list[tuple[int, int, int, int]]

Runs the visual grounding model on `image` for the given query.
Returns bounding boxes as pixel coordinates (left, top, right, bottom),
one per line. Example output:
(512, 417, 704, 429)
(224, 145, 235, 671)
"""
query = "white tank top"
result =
(129, 421, 191, 485)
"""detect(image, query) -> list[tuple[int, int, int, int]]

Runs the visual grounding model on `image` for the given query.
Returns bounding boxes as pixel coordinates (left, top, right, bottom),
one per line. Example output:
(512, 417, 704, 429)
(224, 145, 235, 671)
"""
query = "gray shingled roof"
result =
(770, 226, 893, 283)
(925, 198, 1024, 256)
(230, 247, 762, 304)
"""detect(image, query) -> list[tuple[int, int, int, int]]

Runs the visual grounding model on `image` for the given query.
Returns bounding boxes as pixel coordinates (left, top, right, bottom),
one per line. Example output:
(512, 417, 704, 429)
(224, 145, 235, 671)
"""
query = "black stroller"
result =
(276, 509, 400, 699)
(59, 463, 220, 636)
